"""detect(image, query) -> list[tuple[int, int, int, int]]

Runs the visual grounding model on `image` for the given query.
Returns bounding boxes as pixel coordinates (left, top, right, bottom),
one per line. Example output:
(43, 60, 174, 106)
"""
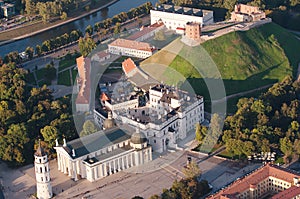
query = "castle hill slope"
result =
(141, 22, 300, 100)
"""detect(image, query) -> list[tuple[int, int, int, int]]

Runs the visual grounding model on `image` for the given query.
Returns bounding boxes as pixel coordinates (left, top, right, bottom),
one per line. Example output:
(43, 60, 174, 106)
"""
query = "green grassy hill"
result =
(202, 22, 299, 81)
(143, 22, 300, 93)
(141, 22, 300, 112)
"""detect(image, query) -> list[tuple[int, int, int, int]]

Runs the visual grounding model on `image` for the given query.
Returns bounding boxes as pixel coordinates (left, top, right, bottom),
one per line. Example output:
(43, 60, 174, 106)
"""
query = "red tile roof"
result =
(271, 186, 300, 199)
(122, 58, 137, 75)
(100, 92, 110, 102)
(208, 164, 300, 199)
(76, 56, 91, 104)
(109, 38, 154, 52)
(127, 22, 164, 41)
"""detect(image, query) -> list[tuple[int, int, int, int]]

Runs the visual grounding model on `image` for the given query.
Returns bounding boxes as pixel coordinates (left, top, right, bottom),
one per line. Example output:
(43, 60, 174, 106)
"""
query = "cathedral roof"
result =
(63, 126, 133, 159)
(131, 129, 147, 144)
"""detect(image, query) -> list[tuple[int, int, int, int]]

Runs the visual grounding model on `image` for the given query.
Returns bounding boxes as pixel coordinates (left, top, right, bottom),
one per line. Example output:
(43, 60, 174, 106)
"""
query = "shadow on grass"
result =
(179, 64, 282, 113)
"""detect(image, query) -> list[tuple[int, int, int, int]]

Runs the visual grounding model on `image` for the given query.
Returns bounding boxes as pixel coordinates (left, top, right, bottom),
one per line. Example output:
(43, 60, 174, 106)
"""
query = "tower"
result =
(34, 141, 53, 199)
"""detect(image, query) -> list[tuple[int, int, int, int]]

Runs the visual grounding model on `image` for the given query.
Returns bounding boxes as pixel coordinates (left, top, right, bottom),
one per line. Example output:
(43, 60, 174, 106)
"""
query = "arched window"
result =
(40, 167, 42, 173)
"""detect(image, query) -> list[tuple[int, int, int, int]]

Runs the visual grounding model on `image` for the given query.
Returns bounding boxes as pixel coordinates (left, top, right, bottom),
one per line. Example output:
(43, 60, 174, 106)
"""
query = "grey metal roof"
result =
(65, 127, 133, 159)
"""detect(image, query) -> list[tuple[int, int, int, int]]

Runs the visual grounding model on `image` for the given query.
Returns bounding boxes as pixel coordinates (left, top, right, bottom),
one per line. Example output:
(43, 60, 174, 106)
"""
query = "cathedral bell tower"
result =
(34, 140, 53, 199)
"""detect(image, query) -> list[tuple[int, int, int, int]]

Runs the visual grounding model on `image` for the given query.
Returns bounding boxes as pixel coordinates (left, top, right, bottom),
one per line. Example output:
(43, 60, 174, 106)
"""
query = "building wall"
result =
(108, 45, 153, 59)
(76, 103, 90, 112)
(105, 98, 139, 111)
(185, 23, 201, 40)
(151, 10, 206, 30)
(236, 4, 260, 15)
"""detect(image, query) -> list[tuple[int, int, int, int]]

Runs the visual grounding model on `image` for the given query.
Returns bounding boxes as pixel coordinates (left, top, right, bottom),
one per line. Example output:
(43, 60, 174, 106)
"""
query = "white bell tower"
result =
(34, 140, 53, 199)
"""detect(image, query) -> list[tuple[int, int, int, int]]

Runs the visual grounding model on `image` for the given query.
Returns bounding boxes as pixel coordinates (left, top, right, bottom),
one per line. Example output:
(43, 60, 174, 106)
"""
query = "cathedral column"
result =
(113, 160, 117, 173)
(57, 153, 61, 171)
(108, 161, 112, 175)
(100, 164, 103, 178)
(103, 163, 107, 176)
(126, 155, 129, 168)
(68, 160, 72, 176)
(122, 157, 125, 170)
(63, 157, 67, 174)
(72, 161, 77, 180)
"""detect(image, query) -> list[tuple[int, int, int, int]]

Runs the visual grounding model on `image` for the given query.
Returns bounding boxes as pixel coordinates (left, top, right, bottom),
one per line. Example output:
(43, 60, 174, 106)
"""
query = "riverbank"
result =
(0, 0, 119, 47)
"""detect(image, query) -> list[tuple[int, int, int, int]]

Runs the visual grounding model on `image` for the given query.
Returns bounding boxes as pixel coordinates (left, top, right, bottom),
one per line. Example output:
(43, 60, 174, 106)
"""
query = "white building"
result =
(34, 141, 53, 199)
(54, 126, 152, 182)
(108, 38, 156, 59)
(150, 4, 213, 32)
(95, 84, 204, 153)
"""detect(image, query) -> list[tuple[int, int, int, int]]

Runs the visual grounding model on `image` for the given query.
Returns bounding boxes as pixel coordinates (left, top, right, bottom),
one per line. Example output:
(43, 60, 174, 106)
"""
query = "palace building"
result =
(208, 163, 300, 199)
(94, 59, 204, 153)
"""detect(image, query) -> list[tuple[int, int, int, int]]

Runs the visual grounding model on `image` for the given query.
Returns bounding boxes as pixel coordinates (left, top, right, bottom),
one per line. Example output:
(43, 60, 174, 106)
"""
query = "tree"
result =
(25, 0, 36, 15)
(195, 123, 207, 142)
(114, 22, 121, 34)
(182, 160, 201, 179)
(41, 125, 59, 149)
(280, 136, 293, 156)
(80, 120, 98, 137)
(60, 11, 67, 20)
(36, 45, 42, 56)
(25, 46, 34, 59)
(78, 34, 96, 57)
(85, 25, 94, 36)
(0, 123, 29, 165)
(36, 2, 50, 23)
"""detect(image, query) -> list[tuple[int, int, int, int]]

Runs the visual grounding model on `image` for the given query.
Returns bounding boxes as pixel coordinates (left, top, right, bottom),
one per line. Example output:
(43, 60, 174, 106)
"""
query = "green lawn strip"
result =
(217, 150, 240, 160)
(58, 53, 81, 72)
(35, 68, 47, 80)
(58, 70, 71, 86)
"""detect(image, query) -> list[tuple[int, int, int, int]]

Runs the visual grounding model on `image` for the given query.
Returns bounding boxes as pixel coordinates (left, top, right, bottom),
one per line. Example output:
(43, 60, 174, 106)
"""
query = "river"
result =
(0, 0, 157, 57)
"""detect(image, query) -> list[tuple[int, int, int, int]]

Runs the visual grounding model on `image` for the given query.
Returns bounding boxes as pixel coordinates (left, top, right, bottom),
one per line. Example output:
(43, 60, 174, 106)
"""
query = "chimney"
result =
(72, 149, 76, 157)
(55, 138, 59, 147)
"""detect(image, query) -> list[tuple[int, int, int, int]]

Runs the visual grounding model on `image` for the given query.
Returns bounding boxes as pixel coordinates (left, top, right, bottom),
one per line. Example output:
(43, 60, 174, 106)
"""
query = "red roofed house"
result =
(122, 58, 137, 77)
(208, 163, 300, 199)
(76, 56, 91, 112)
(108, 38, 156, 59)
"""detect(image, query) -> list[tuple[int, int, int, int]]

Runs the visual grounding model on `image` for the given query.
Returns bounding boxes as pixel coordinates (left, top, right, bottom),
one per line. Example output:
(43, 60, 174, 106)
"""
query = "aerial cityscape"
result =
(0, 0, 299, 199)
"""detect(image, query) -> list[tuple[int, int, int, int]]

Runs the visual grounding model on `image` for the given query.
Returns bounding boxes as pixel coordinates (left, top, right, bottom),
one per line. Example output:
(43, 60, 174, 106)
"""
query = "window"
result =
(154, 140, 156, 143)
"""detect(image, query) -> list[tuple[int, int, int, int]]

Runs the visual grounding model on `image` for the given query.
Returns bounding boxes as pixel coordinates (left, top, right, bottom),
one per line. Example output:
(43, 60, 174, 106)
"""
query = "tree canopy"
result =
(0, 63, 77, 166)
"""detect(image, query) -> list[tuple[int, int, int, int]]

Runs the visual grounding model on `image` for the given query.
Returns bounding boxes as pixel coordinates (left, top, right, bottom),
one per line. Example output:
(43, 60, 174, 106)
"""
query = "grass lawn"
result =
(59, 52, 81, 72)
(35, 68, 47, 80)
(58, 70, 71, 86)
(217, 150, 240, 160)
